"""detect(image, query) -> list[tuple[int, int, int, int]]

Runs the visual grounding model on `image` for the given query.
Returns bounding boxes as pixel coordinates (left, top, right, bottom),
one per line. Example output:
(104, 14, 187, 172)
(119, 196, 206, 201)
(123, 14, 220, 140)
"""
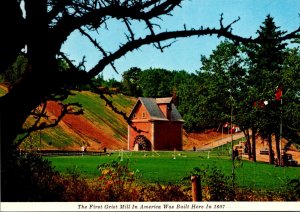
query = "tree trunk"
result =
(268, 134, 274, 164)
(1, 0, 53, 154)
(251, 126, 256, 162)
(0, 0, 89, 156)
(275, 133, 280, 165)
(243, 129, 252, 160)
(0, 76, 45, 152)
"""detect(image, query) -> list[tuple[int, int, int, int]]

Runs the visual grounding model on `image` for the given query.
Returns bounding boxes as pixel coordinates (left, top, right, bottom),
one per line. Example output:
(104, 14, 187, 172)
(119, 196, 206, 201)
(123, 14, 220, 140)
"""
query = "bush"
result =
(60, 171, 101, 201)
(203, 166, 234, 201)
(184, 165, 234, 201)
(1, 152, 64, 201)
(97, 160, 140, 201)
(279, 178, 300, 201)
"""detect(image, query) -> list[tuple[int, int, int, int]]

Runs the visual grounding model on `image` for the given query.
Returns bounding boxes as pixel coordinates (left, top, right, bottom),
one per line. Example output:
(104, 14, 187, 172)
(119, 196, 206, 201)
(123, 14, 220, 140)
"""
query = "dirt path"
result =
(198, 132, 245, 150)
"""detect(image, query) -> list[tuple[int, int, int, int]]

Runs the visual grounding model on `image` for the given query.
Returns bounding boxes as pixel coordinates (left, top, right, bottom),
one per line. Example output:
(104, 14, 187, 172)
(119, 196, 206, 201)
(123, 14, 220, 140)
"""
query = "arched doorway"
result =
(133, 135, 151, 151)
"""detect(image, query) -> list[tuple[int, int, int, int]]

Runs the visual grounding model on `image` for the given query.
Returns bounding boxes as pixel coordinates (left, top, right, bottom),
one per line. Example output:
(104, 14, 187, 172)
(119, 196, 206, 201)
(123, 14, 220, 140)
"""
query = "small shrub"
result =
(97, 160, 140, 201)
(204, 166, 234, 201)
(184, 165, 234, 201)
(278, 178, 300, 201)
(60, 171, 95, 201)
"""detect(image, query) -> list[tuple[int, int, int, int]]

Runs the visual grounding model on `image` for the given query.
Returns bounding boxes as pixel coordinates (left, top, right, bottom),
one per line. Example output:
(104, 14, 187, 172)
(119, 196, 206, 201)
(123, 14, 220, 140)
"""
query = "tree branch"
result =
(78, 28, 119, 74)
(99, 92, 146, 133)
(48, 0, 72, 21)
(144, 18, 164, 52)
(123, 18, 135, 41)
(279, 27, 300, 41)
(16, 102, 83, 145)
(30, 102, 48, 126)
(51, 0, 182, 52)
(88, 26, 256, 77)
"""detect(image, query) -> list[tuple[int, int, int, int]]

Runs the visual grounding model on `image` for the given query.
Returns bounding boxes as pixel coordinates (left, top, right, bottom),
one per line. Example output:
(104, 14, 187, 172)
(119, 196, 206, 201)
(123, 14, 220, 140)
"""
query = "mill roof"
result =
(155, 97, 173, 104)
(129, 97, 184, 122)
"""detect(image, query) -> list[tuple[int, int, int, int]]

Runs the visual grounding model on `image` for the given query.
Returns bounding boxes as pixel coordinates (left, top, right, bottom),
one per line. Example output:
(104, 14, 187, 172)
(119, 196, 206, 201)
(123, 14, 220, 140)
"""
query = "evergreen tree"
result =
(246, 15, 288, 164)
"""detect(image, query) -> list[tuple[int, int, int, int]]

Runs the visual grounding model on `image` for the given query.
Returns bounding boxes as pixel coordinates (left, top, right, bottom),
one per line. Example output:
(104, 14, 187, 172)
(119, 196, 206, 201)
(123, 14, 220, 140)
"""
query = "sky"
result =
(61, 0, 300, 81)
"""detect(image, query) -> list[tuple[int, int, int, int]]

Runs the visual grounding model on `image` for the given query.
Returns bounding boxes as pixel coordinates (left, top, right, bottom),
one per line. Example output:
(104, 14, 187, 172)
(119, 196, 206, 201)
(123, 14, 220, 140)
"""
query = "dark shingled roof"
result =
(170, 103, 184, 122)
(140, 97, 167, 121)
(129, 97, 184, 122)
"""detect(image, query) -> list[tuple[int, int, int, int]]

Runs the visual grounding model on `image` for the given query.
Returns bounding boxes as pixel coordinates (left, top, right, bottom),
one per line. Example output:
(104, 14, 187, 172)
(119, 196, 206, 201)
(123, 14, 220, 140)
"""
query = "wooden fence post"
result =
(191, 175, 202, 201)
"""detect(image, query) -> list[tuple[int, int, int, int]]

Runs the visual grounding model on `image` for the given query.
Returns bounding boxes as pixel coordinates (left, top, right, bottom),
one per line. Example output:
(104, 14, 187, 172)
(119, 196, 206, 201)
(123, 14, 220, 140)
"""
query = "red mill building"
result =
(128, 97, 184, 151)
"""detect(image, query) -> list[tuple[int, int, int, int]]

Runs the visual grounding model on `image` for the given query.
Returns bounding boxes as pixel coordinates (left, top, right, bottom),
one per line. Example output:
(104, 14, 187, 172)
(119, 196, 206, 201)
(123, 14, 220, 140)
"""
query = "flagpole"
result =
(230, 96, 234, 193)
(275, 85, 283, 166)
(279, 98, 283, 166)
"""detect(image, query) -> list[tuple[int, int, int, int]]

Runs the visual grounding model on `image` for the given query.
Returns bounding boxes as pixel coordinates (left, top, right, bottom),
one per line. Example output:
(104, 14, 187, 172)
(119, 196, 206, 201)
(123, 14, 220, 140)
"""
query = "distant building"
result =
(128, 97, 184, 151)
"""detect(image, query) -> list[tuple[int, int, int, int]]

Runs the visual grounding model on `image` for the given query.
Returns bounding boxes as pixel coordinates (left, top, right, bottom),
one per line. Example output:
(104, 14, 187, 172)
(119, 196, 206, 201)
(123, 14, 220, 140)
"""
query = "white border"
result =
(1, 202, 299, 212)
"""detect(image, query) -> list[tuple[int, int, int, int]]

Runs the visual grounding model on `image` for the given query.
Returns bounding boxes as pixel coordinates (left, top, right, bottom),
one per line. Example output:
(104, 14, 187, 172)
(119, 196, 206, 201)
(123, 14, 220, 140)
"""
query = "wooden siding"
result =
(153, 121, 182, 150)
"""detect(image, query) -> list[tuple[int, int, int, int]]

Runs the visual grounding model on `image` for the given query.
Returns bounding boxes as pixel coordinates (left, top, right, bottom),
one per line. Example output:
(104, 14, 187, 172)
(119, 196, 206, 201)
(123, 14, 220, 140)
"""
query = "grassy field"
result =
(45, 148, 299, 191)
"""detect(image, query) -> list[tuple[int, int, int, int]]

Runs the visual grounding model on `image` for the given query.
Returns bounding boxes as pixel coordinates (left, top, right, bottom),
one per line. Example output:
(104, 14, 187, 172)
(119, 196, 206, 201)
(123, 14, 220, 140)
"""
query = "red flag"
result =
(275, 85, 283, 101)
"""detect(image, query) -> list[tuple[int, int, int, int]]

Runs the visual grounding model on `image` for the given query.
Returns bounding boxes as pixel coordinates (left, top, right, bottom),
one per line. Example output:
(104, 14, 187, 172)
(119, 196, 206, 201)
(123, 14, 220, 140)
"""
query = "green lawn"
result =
(45, 150, 299, 191)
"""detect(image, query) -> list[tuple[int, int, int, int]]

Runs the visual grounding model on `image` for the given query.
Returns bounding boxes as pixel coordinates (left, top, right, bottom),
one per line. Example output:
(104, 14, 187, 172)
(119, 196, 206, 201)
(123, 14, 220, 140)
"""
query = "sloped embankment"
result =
(19, 90, 136, 151)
